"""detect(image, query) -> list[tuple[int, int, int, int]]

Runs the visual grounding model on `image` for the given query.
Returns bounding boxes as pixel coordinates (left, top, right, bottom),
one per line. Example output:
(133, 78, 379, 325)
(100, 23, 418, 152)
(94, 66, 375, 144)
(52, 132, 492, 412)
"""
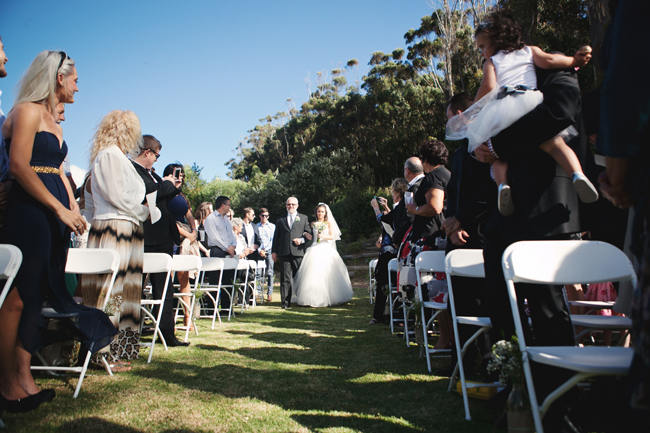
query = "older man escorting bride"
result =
(291, 203, 353, 307)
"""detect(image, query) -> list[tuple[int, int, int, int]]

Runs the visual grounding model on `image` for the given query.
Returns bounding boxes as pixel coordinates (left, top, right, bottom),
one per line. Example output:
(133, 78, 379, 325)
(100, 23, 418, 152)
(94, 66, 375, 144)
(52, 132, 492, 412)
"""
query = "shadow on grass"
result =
(56, 417, 211, 433)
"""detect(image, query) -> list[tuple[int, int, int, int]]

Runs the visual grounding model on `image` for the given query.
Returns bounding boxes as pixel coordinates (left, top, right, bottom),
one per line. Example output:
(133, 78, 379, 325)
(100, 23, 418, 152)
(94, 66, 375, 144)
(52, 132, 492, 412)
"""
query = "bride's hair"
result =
(315, 204, 328, 221)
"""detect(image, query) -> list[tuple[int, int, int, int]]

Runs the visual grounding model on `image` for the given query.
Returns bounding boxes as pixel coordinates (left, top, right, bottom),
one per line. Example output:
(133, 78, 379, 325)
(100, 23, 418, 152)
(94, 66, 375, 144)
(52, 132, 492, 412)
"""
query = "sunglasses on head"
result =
(56, 51, 68, 77)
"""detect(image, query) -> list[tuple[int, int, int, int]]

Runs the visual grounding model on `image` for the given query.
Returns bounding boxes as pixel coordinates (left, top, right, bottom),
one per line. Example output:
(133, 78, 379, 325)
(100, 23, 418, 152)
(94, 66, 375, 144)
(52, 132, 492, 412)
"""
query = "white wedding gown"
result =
(292, 226, 353, 307)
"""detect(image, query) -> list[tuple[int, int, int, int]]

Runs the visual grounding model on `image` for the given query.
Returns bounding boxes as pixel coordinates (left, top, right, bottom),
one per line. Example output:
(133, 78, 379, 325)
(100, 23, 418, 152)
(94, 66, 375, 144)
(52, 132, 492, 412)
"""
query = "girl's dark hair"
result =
(475, 11, 524, 54)
(418, 138, 449, 166)
(163, 162, 184, 177)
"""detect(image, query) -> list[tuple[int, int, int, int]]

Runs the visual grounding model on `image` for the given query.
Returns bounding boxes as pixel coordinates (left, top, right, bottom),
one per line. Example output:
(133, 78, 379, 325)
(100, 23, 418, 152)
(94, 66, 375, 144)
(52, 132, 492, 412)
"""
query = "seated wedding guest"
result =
(369, 177, 409, 324)
(203, 196, 237, 309)
(227, 208, 234, 221)
(241, 207, 261, 260)
(194, 201, 213, 253)
(231, 217, 253, 259)
(256, 207, 275, 302)
(79, 110, 150, 365)
(0, 50, 114, 411)
(132, 135, 188, 347)
(163, 163, 203, 330)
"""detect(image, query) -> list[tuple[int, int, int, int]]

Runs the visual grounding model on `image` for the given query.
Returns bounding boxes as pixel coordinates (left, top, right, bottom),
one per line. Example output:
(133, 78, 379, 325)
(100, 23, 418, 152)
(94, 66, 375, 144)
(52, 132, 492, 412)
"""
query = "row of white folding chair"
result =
(368, 258, 378, 304)
(196, 257, 245, 325)
(386, 258, 405, 334)
(171, 255, 202, 343)
(413, 251, 451, 373)
(565, 290, 632, 344)
(140, 252, 173, 363)
(502, 240, 635, 433)
(30, 248, 120, 398)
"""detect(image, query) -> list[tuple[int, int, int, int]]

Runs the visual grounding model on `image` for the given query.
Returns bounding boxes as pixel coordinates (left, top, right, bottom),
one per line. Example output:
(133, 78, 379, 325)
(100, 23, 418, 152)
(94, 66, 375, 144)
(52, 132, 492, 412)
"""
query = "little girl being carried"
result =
(445, 12, 598, 215)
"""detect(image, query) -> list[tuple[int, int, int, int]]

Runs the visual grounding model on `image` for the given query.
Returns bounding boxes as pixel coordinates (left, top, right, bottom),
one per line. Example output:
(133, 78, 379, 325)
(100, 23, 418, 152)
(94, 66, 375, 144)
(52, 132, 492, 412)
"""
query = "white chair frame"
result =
(255, 259, 267, 303)
(233, 259, 251, 314)
(368, 258, 378, 304)
(502, 240, 636, 433)
(414, 251, 452, 373)
(0, 244, 22, 309)
(141, 253, 173, 363)
(31, 247, 120, 398)
(386, 258, 402, 334)
(444, 248, 495, 421)
(171, 255, 202, 343)
(197, 257, 225, 329)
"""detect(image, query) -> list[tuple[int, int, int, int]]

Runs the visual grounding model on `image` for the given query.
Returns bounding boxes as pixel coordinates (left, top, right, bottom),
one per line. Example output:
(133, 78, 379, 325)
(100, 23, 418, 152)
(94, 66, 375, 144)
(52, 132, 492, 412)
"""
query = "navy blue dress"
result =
(2, 131, 116, 354)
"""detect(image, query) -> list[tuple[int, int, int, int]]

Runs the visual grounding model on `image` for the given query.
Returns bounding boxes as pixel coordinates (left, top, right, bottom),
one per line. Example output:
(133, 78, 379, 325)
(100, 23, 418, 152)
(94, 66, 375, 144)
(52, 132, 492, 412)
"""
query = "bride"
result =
(292, 203, 353, 307)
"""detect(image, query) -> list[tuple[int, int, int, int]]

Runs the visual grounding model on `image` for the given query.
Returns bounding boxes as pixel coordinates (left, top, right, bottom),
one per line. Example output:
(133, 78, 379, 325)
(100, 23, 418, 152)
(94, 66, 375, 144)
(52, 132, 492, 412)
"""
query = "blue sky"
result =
(1, 0, 434, 180)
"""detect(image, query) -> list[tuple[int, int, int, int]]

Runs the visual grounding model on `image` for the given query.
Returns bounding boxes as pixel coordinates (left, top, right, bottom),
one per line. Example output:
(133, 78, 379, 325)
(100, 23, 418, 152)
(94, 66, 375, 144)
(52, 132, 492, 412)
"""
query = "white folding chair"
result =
(31, 247, 120, 398)
(368, 258, 378, 304)
(386, 258, 402, 334)
(171, 255, 202, 343)
(141, 253, 173, 363)
(414, 251, 452, 372)
(444, 248, 495, 421)
(220, 257, 240, 321)
(502, 240, 636, 433)
(197, 257, 225, 329)
(0, 244, 22, 309)
(247, 260, 258, 308)
(233, 259, 251, 314)
(255, 259, 267, 303)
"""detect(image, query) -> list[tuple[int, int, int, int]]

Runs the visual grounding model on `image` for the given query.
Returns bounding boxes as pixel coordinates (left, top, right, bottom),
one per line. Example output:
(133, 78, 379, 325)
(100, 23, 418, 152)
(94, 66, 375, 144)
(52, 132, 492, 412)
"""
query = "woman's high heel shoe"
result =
(0, 393, 41, 413)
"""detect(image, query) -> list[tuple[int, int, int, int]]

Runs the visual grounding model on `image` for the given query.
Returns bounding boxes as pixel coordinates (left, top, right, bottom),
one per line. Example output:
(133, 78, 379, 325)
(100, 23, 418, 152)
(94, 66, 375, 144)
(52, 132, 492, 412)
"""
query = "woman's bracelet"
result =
(487, 139, 500, 159)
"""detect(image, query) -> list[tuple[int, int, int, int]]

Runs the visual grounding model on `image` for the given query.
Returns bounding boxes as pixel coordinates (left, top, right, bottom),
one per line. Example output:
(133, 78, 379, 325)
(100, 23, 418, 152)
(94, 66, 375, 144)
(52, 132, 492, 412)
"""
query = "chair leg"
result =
(73, 350, 92, 398)
(101, 354, 114, 377)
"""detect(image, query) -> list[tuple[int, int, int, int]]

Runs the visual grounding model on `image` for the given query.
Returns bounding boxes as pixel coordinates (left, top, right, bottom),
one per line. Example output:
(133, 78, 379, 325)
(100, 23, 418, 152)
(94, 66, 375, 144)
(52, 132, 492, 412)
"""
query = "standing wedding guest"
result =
(79, 110, 149, 364)
(203, 196, 237, 310)
(132, 135, 188, 347)
(256, 207, 275, 302)
(271, 196, 313, 309)
(0, 50, 114, 411)
(241, 207, 261, 260)
(163, 163, 202, 330)
(0, 37, 10, 226)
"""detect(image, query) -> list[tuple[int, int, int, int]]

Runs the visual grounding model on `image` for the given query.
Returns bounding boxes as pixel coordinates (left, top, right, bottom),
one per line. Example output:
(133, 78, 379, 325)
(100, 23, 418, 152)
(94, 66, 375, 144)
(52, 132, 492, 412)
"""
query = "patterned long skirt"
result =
(79, 219, 144, 361)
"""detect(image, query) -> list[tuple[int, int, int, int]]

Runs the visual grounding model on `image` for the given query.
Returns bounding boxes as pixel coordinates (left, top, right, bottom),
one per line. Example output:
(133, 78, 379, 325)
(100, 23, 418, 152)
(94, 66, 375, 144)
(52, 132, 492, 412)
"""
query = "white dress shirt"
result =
(203, 211, 237, 251)
(244, 222, 255, 248)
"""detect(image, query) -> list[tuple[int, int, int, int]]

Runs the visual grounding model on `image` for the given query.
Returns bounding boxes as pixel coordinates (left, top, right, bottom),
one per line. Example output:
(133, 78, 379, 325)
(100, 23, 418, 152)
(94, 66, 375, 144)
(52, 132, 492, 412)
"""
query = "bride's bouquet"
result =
(313, 221, 327, 243)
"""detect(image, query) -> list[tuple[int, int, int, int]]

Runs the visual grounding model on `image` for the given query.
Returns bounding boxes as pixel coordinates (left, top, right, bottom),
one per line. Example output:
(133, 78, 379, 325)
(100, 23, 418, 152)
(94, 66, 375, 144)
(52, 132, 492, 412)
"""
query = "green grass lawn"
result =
(3, 283, 502, 432)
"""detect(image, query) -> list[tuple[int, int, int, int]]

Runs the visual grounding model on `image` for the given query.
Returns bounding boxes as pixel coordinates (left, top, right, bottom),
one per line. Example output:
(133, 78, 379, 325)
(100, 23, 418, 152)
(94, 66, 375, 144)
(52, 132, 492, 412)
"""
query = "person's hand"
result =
(187, 230, 197, 242)
(473, 143, 496, 164)
(69, 199, 81, 215)
(271, 252, 277, 262)
(226, 245, 236, 256)
(303, 232, 313, 241)
(449, 229, 470, 246)
(57, 206, 87, 236)
(370, 198, 379, 210)
(162, 174, 182, 188)
(442, 216, 461, 236)
(406, 202, 417, 214)
(292, 238, 302, 245)
(259, 249, 267, 258)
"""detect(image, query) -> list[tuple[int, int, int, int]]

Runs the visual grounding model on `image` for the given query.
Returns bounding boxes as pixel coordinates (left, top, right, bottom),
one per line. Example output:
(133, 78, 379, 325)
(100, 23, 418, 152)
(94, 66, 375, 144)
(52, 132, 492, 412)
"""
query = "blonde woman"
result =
(79, 110, 149, 365)
(0, 51, 114, 410)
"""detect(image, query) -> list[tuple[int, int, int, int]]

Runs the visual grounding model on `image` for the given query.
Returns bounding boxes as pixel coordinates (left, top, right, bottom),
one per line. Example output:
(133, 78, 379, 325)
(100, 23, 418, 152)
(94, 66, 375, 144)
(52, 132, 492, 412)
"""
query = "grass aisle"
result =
(5, 282, 499, 432)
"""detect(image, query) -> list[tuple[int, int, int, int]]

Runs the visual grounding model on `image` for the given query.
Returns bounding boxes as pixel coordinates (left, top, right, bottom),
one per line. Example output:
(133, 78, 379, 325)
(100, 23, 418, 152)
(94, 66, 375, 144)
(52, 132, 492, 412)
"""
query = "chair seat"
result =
(456, 316, 491, 327)
(423, 301, 447, 309)
(528, 346, 633, 374)
(571, 314, 632, 329)
(141, 299, 163, 305)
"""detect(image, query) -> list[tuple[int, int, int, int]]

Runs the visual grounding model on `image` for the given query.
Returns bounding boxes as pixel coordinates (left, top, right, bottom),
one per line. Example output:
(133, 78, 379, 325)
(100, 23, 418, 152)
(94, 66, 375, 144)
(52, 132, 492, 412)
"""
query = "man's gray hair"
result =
(231, 217, 244, 228)
(404, 157, 423, 174)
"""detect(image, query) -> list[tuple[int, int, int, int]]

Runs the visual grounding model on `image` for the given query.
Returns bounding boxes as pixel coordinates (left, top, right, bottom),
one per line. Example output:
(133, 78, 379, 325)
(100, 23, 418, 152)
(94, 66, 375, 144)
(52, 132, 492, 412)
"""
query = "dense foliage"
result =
(183, 0, 608, 240)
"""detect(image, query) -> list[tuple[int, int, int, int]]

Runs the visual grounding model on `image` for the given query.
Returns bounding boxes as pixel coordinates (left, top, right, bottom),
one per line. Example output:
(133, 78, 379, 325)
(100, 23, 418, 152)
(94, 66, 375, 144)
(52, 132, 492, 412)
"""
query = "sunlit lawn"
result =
(3, 281, 501, 432)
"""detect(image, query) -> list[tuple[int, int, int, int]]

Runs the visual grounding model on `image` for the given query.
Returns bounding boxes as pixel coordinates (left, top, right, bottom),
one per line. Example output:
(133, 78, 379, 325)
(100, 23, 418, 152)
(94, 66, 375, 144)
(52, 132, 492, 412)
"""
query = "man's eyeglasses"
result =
(286, 203, 298, 207)
(149, 149, 160, 160)
(260, 214, 269, 217)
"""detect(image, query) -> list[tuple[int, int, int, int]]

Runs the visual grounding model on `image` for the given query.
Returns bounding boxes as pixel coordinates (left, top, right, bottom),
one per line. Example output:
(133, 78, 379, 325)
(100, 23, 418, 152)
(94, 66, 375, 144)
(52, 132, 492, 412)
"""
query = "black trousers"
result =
(278, 255, 302, 307)
(144, 245, 175, 338)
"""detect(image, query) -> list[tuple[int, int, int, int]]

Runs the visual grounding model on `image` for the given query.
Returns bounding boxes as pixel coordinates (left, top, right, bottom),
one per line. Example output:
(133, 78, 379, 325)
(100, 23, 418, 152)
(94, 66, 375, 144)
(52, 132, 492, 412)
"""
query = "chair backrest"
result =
(200, 257, 224, 272)
(66, 248, 120, 275)
(171, 255, 202, 273)
(0, 244, 23, 308)
(222, 257, 240, 271)
(256, 260, 266, 270)
(369, 259, 378, 270)
(236, 259, 249, 271)
(444, 249, 485, 279)
(502, 240, 637, 287)
(387, 258, 398, 273)
(248, 260, 258, 270)
(414, 250, 446, 274)
(143, 253, 173, 274)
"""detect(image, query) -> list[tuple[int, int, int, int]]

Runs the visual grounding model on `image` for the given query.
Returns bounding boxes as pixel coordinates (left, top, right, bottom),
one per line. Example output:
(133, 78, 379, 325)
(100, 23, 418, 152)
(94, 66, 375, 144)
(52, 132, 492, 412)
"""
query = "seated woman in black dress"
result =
(0, 51, 115, 412)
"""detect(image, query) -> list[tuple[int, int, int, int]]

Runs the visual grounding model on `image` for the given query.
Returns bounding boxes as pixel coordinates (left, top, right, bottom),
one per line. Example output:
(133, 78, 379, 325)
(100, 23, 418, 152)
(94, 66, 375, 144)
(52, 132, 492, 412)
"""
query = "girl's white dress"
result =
(292, 222, 353, 308)
(445, 46, 544, 152)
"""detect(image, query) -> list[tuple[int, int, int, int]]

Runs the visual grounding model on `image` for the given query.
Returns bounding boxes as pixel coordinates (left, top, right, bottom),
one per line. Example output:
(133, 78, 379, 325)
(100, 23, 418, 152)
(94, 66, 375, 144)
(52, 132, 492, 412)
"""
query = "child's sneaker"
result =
(497, 184, 514, 216)
(572, 172, 599, 203)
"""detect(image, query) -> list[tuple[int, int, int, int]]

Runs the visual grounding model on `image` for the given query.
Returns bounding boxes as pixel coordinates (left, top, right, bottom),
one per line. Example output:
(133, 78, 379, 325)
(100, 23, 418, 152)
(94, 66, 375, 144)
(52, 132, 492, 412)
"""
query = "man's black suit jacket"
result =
(271, 213, 312, 257)
(241, 222, 261, 249)
(132, 162, 181, 252)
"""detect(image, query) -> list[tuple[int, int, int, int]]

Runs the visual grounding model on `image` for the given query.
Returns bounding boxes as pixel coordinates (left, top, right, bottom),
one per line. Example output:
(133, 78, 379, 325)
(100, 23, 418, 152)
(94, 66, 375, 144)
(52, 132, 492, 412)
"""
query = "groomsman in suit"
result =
(132, 135, 188, 347)
(271, 197, 313, 309)
(241, 207, 261, 261)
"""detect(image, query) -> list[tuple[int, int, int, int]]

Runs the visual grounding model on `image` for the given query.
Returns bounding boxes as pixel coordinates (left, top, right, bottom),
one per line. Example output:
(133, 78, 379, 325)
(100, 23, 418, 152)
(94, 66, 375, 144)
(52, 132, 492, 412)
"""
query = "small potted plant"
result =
(486, 336, 534, 433)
